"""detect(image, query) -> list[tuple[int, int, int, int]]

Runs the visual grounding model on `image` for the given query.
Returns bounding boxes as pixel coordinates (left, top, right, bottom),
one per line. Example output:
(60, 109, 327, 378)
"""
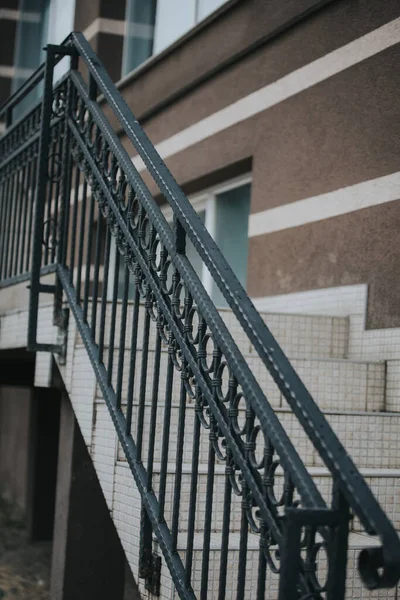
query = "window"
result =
(12, 0, 76, 117)
(110, 176, 251, 307)
(122, 0, 228, 77)
(161, 176, 251, 307)
(122, 0, 157, 77)
(12, 0, 50, 94)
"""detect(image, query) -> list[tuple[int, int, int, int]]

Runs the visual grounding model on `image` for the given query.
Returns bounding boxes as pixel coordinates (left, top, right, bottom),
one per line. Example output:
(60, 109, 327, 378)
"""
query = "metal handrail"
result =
(0, 33, 399, 599)
(67, 31, 400, 589)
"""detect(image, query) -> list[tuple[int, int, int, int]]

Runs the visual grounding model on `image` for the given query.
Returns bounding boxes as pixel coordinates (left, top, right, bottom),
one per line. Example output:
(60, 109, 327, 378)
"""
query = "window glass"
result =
(123, 0, 229, 75)
(113, 183, 250, 308)
(153, 0, 196, 54)
(48, 0, 76, 83)
(122, 0, 157, 77)
(197, 0, 227, 20)
(12, 0, 50, 117)
(13, 0, 50, 93)
(211, 183, 251, 307)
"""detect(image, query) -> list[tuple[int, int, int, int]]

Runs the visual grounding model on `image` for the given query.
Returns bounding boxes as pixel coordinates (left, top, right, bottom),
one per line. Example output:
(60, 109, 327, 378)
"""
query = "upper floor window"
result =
(12, 0, 50, 94)
(12, 0, 76, 117)
(111, 175, 251, 307)
(161, 176, 251, 307)
(122, 0, 228, 77)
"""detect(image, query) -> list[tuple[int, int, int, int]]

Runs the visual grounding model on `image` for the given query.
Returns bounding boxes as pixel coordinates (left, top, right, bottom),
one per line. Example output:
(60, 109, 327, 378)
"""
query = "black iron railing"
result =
(0, 34, 399, 599)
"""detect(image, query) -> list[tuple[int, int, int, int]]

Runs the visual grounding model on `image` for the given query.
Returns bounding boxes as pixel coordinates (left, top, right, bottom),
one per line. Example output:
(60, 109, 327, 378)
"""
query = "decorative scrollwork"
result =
(42, 218, 58, 250)
(64, 75, 361, 600)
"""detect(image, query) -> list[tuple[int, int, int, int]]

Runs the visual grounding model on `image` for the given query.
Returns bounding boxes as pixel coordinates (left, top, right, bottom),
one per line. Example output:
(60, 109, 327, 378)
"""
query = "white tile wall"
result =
(2, 286, 400, 599)
(69, 347, 96, 447)
(91, 403, 117, 510)
(277, 410, 400, 469)
(34, 351, 52, 387)
(252, 284, 368, 317)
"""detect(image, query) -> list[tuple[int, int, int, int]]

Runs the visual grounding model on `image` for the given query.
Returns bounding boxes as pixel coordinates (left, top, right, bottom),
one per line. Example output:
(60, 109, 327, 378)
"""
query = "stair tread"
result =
(115, 460, 400, 478)
(171, 531, 383, 551)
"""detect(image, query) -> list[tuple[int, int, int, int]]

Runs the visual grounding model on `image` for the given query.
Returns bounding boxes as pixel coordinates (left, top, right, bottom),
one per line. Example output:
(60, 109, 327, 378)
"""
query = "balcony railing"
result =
(0, 33, 399, 599)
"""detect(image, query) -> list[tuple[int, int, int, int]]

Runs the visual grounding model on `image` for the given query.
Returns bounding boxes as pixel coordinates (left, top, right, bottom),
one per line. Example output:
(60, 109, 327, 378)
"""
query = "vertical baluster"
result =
(237, 406, 255, 600)
(7, 166, 19, 277)
(125, 280, 140, 436)
(51, 130, 63, 265)
(0, 175, 6, 274)
(135, 293, 151, 462)
(256, 439, 273, 600)
(237, 489, 249, 599)
(200, 343, 221, 600)
(185, 399, 201, 586)
(68, 165, 80, 283)
(43, 135, 55, 266)
(145, 317, 161, 488)
(115, 262, 129, 409)
(0, 168, 11, 278)
(106, 247, 120, 387)
(13, 159, 27, 276)
(185, 316, 207, 585)
(19, 155, 32, 275)
(218, 452, 233, 600)
(90, 207, 103, 339)
(158, 332, 174, 522)
(218, 375, 237, 600)
(82, 185, 95, 320)
(256, 527, 267, 600)
(98, 226, 111, 363)
(25, 150, 38, 272)
(59, 148, 73, 271)
(200, 415, 216, 600)
(171, 355, 187, 551)
(75, 177, 88, 302)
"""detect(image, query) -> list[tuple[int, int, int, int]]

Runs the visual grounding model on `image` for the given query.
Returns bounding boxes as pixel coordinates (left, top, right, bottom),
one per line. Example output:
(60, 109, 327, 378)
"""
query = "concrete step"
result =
(83, 301, 349, 360)
(222, 307, 349, 359)
(97, 348, 386, 413)
(111, 403, 400, 470)
(114, 461, 399, 535)
(167, 531, 384, 600)
(112, 461, 393, 600)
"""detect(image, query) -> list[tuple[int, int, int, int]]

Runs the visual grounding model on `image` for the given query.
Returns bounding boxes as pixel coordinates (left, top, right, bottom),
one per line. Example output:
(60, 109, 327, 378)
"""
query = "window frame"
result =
(120, 0, 238, 82)
(160, 172, 252, 297)
(108, 173, 251, 300)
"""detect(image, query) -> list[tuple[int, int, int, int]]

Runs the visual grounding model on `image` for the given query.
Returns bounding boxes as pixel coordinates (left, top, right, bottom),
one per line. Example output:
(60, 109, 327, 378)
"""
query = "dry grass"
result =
(0, 496, 51, 599)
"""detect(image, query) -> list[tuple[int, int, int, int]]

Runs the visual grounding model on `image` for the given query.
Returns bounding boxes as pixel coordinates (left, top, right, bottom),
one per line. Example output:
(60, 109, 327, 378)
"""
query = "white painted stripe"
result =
(0, 65, 35, 79)
(125, 21, 154, 40)
(0, 8, 19, 20)
(248, 172, 400, 237)
(132, 17, 400, 171)
(0, 8, 41, 22)
(83, 17, 126, 41)
(251, 284, 368, 317)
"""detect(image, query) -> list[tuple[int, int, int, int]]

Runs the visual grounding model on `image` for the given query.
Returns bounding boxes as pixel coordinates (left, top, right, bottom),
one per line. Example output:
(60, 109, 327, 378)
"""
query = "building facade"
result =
(1, 1, 400, 598)
(1, 0, 399, 327)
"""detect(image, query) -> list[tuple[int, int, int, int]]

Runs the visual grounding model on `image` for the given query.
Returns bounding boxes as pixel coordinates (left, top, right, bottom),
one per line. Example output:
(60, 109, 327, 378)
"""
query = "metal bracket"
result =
(54, 307, 69, 365)
(143, 553, 161, 596)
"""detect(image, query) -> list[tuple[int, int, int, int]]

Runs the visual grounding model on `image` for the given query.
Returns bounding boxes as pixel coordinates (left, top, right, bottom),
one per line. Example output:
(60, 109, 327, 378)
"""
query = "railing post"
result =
(278, 509, 303, 600)
(53, 53, 78, 357)
(326, 480, 351, 600)
(28, 45, 56, 351)
(5, 107, 12, 129)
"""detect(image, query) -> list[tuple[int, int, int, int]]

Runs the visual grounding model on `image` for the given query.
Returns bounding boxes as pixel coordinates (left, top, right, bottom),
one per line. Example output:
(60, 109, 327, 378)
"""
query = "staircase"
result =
(0, 33, 399, 599)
